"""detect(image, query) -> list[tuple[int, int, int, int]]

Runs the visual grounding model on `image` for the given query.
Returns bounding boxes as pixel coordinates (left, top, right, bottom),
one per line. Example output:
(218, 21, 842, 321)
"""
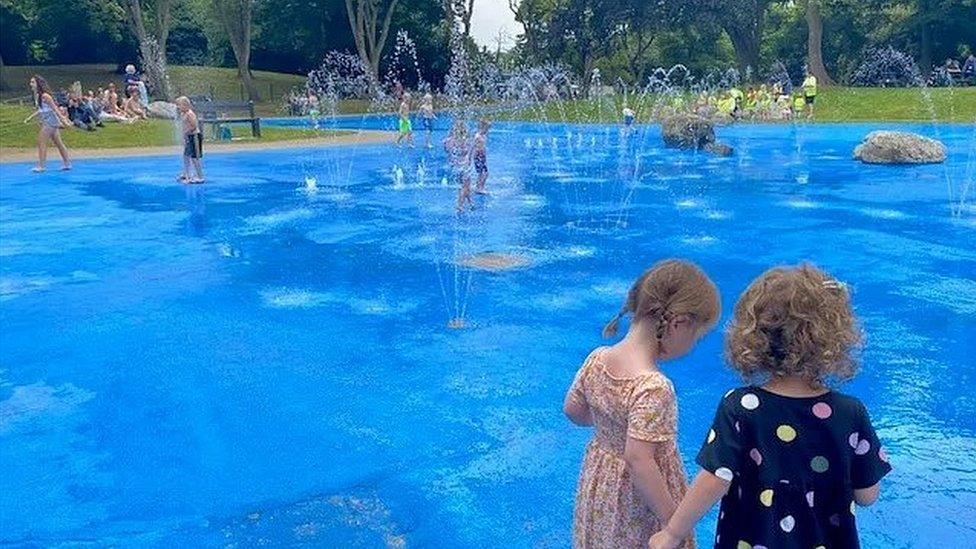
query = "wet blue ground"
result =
(1, 121, 975, 547)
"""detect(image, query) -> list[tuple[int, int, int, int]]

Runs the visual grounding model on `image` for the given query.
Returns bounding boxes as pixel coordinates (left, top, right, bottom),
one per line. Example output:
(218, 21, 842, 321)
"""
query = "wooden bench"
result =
(195, 100, 261, 139)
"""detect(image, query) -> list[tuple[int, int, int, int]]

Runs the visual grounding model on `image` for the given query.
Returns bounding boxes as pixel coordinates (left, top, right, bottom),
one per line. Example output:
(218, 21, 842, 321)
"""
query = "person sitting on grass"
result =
(103, 84, 123, 116)
(176, 96, 205, 184)
(963, 52, 976, 82)
(124, 64, 149, 106)
(66, 93, 97, 131)
(123, 88, 148, 120)
(84, 90, 105, 125)
(25, 75, 72, 172)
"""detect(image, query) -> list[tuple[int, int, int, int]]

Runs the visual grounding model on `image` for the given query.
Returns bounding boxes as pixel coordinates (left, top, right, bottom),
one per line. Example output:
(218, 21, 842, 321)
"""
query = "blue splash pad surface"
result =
(1, 122, 974, 547)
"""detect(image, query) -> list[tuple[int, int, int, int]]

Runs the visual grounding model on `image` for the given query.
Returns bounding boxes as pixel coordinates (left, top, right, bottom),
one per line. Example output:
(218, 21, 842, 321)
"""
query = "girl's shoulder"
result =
(717, 385, 868, 420)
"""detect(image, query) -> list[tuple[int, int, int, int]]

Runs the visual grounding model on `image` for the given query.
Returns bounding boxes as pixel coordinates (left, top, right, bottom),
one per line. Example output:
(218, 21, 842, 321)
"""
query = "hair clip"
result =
(822, 279, 846, 290)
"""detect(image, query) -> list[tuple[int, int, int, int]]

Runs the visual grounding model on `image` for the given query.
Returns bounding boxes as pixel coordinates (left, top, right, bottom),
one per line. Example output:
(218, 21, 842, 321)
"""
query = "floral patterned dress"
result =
(570, 347, 695, 549)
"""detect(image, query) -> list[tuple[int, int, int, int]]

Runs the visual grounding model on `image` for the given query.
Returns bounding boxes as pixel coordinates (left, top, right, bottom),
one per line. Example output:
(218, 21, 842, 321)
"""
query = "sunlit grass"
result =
(493, 87, 976, 123)
(0, 104, 349, 150)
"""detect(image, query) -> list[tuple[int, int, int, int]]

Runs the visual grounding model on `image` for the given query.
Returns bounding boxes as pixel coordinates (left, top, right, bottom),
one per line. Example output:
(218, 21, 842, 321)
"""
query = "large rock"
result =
(853, 131, 946, 164)
(662, 114, 733, 156)
(146, 101, 178, 120)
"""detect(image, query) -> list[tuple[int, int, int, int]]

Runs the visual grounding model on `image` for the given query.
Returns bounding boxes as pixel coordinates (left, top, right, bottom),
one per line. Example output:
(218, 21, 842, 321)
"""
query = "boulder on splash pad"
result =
(661, 114, 733, 156)
(853, 131, 946, 164)
(457, 252, 532, 272)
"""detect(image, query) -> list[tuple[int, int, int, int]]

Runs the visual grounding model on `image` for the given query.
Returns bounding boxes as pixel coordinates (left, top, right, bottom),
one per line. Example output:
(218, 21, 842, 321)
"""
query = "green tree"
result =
(804, 0, 833, 84)
(212, 0, 258, 99)
(507, 0, 555, 63)
(96, 0, 175, 99)
(345, 0, 401, 86)
(700, 0, 776, 75)
(616, 0, 690, 84)
(547, 0, 627, 86)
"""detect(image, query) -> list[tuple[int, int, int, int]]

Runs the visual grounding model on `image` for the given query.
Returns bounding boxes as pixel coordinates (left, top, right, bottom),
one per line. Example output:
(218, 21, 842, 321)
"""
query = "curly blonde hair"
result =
(725, 264, 862, 384)
(603, 259, 721, 340)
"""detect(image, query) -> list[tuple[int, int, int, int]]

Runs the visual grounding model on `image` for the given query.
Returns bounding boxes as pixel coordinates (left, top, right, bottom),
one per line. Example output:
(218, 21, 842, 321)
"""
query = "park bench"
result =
(195, 100, 261, 139)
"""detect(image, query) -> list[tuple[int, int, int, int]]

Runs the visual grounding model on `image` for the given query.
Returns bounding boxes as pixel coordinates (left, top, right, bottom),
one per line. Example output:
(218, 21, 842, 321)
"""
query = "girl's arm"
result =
(623, 438, 677, 520)
(854, 482, 880, 506)
(562, 390, 592, 426)
(648, 469, 730, 549)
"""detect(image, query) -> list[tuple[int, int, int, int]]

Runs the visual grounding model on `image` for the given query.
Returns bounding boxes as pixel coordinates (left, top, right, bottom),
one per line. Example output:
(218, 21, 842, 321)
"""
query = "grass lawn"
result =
(0, 104, 350, 151)
(495, 87, 976, 123)
(0, 64, 372, 117)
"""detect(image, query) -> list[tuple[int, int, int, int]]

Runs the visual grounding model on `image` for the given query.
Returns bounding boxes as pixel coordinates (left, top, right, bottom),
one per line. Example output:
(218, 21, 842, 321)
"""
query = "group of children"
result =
(395, 91, 492, 213)
(26, 73, 204, 181)
(712, 74, 818, 122)
(623, 74, 820, 128)
(565, 260, 889, 548)
(443, 118, 491, 212)
(395, 92, 439, 149)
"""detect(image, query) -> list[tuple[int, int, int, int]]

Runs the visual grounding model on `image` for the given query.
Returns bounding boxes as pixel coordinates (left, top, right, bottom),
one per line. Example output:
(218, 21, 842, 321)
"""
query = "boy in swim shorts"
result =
(420, 93, 436, 148)
(396, 92, 414, 147)
(176, 96, 204, 184)
(472, 119, 490, 195)
(622, 107, 635, 126)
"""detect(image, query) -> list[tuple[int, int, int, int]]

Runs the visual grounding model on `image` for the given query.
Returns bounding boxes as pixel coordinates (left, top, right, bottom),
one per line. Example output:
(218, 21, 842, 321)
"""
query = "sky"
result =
(470, 0, 521, 51)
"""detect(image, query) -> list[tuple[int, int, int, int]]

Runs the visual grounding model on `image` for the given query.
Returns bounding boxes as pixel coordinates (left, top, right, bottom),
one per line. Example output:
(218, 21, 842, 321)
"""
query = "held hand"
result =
(648, 529, 682, 549)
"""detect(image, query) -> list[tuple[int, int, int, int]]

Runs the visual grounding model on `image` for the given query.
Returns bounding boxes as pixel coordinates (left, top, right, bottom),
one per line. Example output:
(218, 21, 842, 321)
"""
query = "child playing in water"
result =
(623, 106, 636, 127)
(650, 264, 891, 549)
(307, 92, 320, 129)
(444, 119, 472, 212)
(565, 259, 721, 549)
(472, 119, 490, 195)
(420, 93, 436, 148)
(26, 75, 72, 172)
(396, 92, 414, 147)
(176, 96, 205, 184)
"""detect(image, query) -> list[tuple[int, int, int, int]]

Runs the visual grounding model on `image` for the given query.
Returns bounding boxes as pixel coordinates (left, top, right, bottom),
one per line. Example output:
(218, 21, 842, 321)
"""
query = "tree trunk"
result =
(156, 0, 173, 58)
(727, 27, 761, 78)
(805, 0, 834, 85)
(345, 0, 400, 90)
(236, 50, 259, 101)
(918, 4, 932, 75)
(216, 0, 259, 101)
(124, 0, 172, 100)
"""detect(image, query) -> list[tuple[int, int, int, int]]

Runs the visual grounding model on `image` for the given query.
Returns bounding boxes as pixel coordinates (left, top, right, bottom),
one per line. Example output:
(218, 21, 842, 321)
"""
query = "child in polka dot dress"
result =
(650, 264, 891, 549)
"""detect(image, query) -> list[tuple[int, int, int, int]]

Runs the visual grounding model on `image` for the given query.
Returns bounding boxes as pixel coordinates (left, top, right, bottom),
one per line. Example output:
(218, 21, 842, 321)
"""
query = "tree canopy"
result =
(1, 0, 972, 91)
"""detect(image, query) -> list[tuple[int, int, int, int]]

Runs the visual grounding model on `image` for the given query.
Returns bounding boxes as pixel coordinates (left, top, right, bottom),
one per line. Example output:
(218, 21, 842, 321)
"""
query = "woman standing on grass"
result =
(25, 75, 72, 172)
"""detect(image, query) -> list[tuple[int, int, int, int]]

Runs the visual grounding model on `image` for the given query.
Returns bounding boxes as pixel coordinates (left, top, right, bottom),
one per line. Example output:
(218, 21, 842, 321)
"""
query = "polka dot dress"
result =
(696, 387, 891, 549)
